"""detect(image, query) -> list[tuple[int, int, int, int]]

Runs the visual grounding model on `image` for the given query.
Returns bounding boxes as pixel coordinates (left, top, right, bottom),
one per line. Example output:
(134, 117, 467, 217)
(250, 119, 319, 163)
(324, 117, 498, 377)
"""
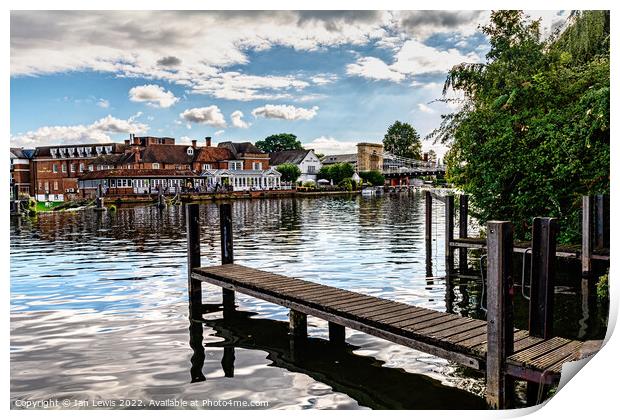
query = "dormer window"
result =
(95, 146, 103, 155)
(104, 145, 112, 154)
(187, 147, 194, 156)
(50, 148, 58, 158)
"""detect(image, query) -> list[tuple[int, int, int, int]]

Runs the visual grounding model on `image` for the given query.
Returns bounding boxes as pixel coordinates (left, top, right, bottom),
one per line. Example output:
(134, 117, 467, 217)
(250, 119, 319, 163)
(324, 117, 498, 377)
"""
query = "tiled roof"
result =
(78, 169, 199, 180)
(321, 153, 357, 164)
(141, 145, 195, 164)
(194, 146, 234, 162)
(218, 141, 265, 157)
(269, 149, 309, 166)
(91, 153, 134, 165)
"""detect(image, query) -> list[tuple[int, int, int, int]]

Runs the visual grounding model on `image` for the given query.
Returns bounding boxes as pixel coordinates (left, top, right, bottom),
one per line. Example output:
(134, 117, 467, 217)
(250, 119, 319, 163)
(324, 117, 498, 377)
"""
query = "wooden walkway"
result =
(449, 237, 610, 261)
(191, 263, 585, 385)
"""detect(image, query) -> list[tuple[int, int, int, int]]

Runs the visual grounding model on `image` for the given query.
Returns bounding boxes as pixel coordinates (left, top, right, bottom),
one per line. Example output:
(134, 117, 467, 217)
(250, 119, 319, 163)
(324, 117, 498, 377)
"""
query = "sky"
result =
(10, 10, 569, 157)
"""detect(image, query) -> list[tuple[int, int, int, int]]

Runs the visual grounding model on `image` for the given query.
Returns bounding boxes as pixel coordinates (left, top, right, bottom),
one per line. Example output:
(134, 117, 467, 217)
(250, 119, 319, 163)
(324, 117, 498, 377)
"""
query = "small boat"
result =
(361, 187, 376, 197)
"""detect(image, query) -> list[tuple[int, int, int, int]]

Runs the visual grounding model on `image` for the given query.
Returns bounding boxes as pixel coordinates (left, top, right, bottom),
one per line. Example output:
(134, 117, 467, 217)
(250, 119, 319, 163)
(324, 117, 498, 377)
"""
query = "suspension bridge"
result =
(381, 152, 445, 184)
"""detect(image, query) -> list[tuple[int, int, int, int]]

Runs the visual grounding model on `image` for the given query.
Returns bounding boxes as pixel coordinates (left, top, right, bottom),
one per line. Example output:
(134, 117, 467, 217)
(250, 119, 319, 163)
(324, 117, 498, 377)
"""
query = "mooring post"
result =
(526, 217, 558, 405)
(581, 196, 593, 277)
(186, 203, 202, 320)
(486, 221, 514, 409)
(220, 203, 235, 316)
(595, 194, 609, 249)
(328, 322, 345, 346)
(425, 190, 432, 247)
(445, 195, 455, 273)
(158, 188, 166, 209)
(459, 195, 469, 272)
(289, 309, 307, 339)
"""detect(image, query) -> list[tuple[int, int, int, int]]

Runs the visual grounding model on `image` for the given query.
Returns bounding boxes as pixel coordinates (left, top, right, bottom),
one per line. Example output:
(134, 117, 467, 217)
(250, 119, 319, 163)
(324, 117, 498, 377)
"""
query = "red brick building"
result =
(10, 148, 34, 197)
(30, 135, 275, 201)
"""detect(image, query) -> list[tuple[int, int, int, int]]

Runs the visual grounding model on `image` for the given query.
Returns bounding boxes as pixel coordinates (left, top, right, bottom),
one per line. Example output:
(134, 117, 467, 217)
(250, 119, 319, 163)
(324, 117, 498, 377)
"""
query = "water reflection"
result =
(189, 308, 486, 410)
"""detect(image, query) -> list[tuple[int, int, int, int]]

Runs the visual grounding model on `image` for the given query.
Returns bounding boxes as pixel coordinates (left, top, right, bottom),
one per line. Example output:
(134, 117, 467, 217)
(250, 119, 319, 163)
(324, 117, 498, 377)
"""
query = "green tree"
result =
(430, 10, 610, 242)
(317, 163, 355, 184)
(359, 170, 385, 186)
(256, 133, 302, 152)
(427, 150, 437, 163)
(383, 121, 422, 159)
(276, 163, 302, 183)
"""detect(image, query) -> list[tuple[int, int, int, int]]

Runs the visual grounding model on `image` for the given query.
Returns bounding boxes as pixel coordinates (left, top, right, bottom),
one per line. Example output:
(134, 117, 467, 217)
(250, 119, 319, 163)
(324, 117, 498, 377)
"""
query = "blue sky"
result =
(10, 10, 567, 157)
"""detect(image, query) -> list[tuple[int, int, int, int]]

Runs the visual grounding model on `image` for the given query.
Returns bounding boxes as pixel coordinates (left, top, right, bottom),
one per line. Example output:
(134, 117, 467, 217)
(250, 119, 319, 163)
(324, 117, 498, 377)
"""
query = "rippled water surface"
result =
(10, 193, 606, 409)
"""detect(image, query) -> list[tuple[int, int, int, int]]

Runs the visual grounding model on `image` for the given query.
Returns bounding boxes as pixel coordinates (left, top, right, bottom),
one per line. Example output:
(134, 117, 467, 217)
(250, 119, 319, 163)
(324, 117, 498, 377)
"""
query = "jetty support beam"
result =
(486, 221, 514, 409)
(581, 196, 593, 277)
(526, 217, 558, 405)
(220, 203, 235, 317)
(329, 322, 345, 346)
(186, 203, 202, 320)
(459, 195, 469, 272)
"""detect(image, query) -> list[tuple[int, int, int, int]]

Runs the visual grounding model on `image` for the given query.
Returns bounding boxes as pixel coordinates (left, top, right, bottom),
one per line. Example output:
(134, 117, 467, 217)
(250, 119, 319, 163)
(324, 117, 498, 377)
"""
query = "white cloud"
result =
(214, 129, 225, 136)
(391, 39, 479, 76)
(251, 104, 318, 121)
(346, 57, 405, 82)
(129, 84, 179, 108)
(304, 136, 358, 155)
(10, 115, 149, 147)
(230, 110, 250, 129)
(179, 106, 227, 128)
(97, 98, 110, 108)
(10, 11, 394, 101)
(310, 73, 338, 85)
(417, 103, 434, 114)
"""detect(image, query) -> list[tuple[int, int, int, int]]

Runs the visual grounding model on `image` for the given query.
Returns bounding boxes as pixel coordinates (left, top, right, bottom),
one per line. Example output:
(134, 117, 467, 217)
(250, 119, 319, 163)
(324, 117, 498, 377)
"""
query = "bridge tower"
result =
(356, 143, 383, 172)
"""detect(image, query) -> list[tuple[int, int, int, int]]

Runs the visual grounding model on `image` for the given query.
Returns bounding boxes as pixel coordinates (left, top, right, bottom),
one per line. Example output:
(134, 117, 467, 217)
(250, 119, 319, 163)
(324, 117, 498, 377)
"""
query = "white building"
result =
(269, 149, 322, 183)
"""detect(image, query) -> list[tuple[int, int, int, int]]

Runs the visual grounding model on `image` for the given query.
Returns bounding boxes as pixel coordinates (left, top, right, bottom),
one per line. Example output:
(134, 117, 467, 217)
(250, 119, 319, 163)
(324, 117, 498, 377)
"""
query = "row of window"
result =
(51, 163, 115, 173)
(48, 162, 259, 173)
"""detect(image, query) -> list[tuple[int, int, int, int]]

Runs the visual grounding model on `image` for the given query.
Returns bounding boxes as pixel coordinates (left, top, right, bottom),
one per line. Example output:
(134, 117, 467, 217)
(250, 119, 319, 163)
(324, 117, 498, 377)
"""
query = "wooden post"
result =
(582, 196, 593, 276)
(186, 203, 202, 320)
(289, 309, 307, 339)
(329, 322, 345, 346)
(445, 195, 454, 272)
(94, 183, 105, 210)
(486, 221, 514, 409)
(595, 194, 610, 249)
(459, 195, 469, 272)
(157, 188, 166, 209)
(526, 217, 558, 405)
(220, 203, 235, 316)
(425, 190, 432, 246)
(528, 217, 558, 338)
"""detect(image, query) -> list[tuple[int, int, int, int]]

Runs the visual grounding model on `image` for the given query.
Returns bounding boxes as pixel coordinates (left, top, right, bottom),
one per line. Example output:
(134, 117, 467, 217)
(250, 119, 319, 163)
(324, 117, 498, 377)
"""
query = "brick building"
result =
(29, 135, 274, 201)
(10, 148, 34, 197)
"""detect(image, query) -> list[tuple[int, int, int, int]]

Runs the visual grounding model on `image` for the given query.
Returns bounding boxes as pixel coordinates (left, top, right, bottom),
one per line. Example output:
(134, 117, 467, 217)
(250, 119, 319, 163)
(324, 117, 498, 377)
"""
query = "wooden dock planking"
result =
(192, 263, 584, 384)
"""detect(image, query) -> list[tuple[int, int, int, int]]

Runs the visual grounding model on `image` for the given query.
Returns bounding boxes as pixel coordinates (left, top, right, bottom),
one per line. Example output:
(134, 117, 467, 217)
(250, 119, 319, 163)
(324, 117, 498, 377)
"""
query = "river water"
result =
(10, 193, 607, 409)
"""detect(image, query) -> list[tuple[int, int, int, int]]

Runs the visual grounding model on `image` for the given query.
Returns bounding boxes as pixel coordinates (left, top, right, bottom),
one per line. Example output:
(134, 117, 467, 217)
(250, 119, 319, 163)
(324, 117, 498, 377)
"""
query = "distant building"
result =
(269, 149, 322, 183)
(10, 148, 34, 196)
(29, 135, 281, 201)
(321, 143, 384, 172)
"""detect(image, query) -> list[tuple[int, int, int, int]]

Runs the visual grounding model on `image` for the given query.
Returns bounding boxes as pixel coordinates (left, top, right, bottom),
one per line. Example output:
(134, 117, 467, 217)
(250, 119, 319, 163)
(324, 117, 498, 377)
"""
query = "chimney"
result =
(191, 139, 197, 148)
(205, 136, 212, 147)
(124, 139, 130, 145)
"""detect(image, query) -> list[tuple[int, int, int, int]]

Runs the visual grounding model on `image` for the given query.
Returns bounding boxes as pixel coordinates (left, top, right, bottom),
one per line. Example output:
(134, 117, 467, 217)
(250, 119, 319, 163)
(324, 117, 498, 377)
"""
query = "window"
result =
(253, 162, 263, 170)
(62, 163, 67, 173)
(202, 164, 212, 170)
(229, 161, 242, 170)
(70, 163, 76, 173)
(88, 165, 94, 172)
(44, 182, 49, 192)
(53, 181, 59, 191)
(308, 165, 316, 174)
(187, 147, 194, 155)
(52, 164, 58, 173)
(79, 163, 84, 172)
(153, 163, 160, 169)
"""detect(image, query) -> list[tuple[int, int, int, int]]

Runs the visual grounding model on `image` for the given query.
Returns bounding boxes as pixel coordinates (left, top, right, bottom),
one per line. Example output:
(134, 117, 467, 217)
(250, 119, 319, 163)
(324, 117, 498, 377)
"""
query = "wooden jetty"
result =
(186, 202, 600, 409)
(425, 191, 610, 274)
